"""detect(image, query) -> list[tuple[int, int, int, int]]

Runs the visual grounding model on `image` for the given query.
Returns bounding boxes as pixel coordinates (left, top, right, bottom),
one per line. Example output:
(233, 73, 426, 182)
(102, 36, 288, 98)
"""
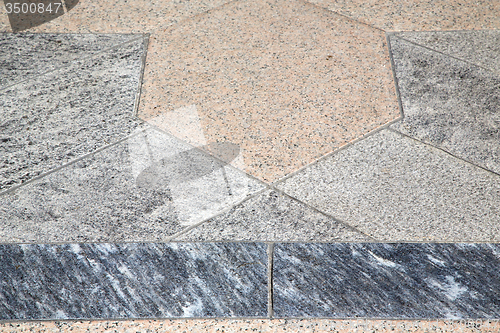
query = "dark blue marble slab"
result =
(0, 243, 268, 320)
(274, 243, 500, 319)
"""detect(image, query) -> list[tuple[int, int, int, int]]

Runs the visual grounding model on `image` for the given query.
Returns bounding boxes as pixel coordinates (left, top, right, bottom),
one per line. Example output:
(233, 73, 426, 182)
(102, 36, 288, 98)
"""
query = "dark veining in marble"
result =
(0, 33, 139, 88)
(0, 243, 267, 320)
(0, 38, 146, 191)
(389, 36, 500, 175)
(274, 243, 500, 319)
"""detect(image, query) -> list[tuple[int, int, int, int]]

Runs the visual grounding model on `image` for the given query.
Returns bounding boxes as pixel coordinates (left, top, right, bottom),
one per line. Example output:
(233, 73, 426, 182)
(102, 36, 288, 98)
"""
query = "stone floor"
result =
(0, 0, 499, 331)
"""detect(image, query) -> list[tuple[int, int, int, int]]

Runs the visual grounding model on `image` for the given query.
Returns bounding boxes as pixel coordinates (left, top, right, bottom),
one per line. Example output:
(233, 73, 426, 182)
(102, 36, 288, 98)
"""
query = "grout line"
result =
(269, 187, 378, 241)
(267, 243, 274, 319)
(0, 34, 146, 92)
(386, 33, 405, 120)
(298, 0, 386, 33)
(0, 127, 147, 197)
(269, 116, 402, 188)
(388, 33, 500, 75)
(164, 186, 271, 242)
(132, 34, 150, 118)
(388, 127, 500, 178)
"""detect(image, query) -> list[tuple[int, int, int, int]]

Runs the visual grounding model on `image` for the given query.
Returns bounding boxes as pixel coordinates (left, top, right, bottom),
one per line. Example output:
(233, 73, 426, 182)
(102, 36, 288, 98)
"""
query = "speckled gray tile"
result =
(0, 38, 146, 192)
(389, 36, 500, 175)
(175, 190, 371, 242)
(275, 129, 500, 242)
(0, 33, 140, 89)
(0, 127, 264, 243)
(392, 30, 500, 74)
(274, 243, 500, 319)
(0, 242, 267, 320)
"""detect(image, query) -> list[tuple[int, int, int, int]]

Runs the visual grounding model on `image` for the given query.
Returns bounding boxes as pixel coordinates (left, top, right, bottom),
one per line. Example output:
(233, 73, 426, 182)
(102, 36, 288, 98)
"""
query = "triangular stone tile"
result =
(0, 33, 140, 88)
(393, 30, 500, 73)
(389, 36, 500, 174)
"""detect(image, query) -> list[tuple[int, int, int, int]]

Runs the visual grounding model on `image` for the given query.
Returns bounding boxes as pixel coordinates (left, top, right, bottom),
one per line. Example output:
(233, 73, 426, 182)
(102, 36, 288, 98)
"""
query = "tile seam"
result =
(268, 243, 274, 319)
(0, 125, 147, 197)
(386, 33, 405, 120)
(132, 34, 150, 118)
(0, 34, 147, 93)
(387, 127, 500, 179)
(389, 33, 500, 75)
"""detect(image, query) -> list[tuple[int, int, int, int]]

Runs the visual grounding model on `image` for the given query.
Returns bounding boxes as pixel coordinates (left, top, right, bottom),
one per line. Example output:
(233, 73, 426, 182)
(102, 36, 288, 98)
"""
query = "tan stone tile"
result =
(1, 320, 500, 333)
(307, 0, 500, 32)
(138, 0, 400, 183)
(24, 0, 230, 33)
(0, 0, 12, 32)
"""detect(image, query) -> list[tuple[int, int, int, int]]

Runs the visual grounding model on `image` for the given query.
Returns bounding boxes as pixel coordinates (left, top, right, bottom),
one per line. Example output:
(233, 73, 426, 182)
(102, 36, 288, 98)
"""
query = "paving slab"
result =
(0, 33, 140, 89)
(175, 190, 371, 242)
(274, 243, 500, 318)
(0, 243, 268, 320)
(275, 129, 500, 242)
(307, 0, 500, 31)
(0, 127, 264, 243)
(389, 36, 500, 175)
(391, 30, 500, 74)
(24, 0, 231, 33)
(0, 37, 146, 192)
(138, 0, 399, 183)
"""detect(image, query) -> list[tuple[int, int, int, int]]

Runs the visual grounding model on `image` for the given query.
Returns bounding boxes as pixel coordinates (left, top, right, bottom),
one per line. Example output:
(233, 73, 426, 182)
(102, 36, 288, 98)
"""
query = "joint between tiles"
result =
(386, 33, 405, 120)
(132, 34, 150, 118)
(267, 242, 274, 319)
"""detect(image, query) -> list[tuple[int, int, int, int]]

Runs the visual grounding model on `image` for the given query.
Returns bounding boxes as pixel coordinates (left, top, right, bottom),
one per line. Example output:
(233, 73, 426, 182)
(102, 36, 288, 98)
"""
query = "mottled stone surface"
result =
(26, 0, 230, 33)
(1, 319, 499, 332)
(274, 243, 500, 318)
(308, 0, 500, 31)
(392, 30, 500, 74)
(176, 190, 371, 242)
(138, 0, 399, 182)
(275, 130, 500, 242)
(0, 127, 264, 243)
(0, 38, 146, 192)
(0, 243, 268, 320)
(0, 33, 140, 88)
(389, 36, 500, 175)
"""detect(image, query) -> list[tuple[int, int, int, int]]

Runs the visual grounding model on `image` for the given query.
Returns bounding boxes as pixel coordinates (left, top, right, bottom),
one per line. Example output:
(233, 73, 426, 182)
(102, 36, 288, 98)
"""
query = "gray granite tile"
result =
(389, 36, 500, 175)
(392, 30, 500, 74)
(176, 190, 371, 242)
(0, 33, 140, 89)
(275, 129, 500, 242)
(0, 127, 264, 243)
(0, 242, 267, 320)
(0, 38, 146, 192)
(274, 243, 500, 319)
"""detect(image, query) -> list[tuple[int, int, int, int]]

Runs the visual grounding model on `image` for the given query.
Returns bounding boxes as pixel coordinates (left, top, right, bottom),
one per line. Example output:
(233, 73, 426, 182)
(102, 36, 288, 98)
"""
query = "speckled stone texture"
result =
(307, 0, 500, 31)
(1, 319, 499, 332)
(274, 243, 500, 318)
(25, 0, 231, 33)
(391, 30, 500, 74)
(175, 190, 371, 242)
(0, 33, 140, 88)
(0, 36, 146, 192)
(0, 127, 264, 243)
(389, 35, 500, 175)
(138, 0, 399, 183)
(275, 130, 500, 242)
(0, 3, 11, 33)
(0, 243, 268, 320)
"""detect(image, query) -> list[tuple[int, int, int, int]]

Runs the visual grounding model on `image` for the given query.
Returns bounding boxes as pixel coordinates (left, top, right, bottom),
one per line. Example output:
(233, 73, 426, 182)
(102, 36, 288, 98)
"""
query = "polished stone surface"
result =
(275, 130, 500, 242)
(392, 30, 500, 74)
(138, 0, 399, 182)
(389, 36, 500, 175)
(175, 190, 371, 242)
(0, 37, 146, 192)
(308, 0, 500, 31)
(0, 127, 264, 243)
(0, 33, 140, 89)
(2, 319, 499, 332)
(274, 243, 500, 318)
(0, 243, 268, 320)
